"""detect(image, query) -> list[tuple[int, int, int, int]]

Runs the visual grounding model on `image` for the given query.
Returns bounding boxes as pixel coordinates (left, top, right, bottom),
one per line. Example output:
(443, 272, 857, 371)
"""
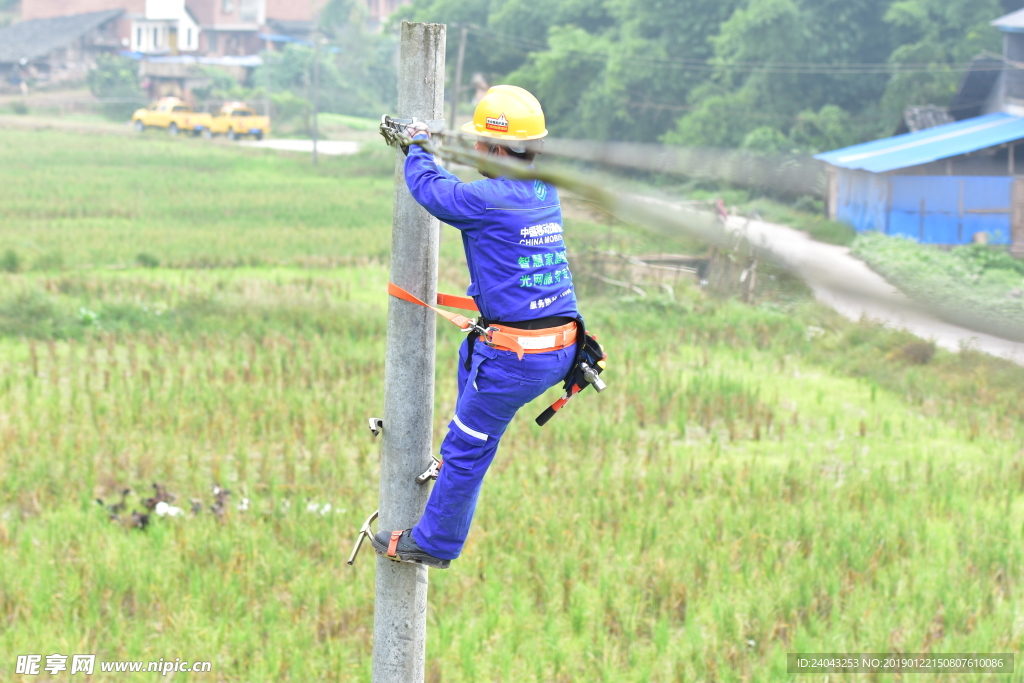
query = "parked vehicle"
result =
(204, 103, 270, 141)
(131, 98, 212, 136)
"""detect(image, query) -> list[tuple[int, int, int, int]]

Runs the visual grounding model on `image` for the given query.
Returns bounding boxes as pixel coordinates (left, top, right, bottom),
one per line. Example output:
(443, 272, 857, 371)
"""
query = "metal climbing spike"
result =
(346, 509, 379, 566)
(416, 457, 442, 485)
(368, 417, 383, 437)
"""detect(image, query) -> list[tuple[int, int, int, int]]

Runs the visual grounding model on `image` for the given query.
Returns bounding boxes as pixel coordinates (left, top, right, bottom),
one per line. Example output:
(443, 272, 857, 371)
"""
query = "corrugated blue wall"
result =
(836, 169, 889, 233)
(835, 170, 1012, 245)
(889, 177, 1011, 245)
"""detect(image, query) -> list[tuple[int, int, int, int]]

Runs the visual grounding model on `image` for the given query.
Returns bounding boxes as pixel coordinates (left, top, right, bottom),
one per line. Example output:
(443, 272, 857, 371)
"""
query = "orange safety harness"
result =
(387, 282, 577, 360)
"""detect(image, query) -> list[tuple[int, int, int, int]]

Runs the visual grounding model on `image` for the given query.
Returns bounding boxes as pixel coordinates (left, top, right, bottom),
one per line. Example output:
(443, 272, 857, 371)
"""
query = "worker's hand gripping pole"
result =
(379, 115, 446, 153)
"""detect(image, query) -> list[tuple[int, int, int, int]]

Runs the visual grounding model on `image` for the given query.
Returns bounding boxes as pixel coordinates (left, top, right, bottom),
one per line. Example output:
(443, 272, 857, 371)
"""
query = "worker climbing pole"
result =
(345, 21, 608, 682)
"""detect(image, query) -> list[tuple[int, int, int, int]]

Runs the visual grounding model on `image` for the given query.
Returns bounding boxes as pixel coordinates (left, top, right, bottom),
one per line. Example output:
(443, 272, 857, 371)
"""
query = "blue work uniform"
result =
(404, 137, 578, 560)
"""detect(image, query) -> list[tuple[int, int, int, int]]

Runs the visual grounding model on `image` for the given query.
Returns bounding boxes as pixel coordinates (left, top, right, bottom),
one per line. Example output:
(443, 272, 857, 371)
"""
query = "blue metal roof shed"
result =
(815, 113, 1024, 248)
(816, 113, 1024, 173)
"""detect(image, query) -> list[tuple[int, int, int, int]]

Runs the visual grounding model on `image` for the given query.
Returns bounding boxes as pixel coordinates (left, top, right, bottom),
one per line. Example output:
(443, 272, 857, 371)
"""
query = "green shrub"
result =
(87, 54, 145, 121)
(10, 101, 28, 115)
(853, 233, 1024, 341)
(791, 195, 824, 215)
(890, 340, 936, 365)
(270, 91, 311, 131)
(952, 243, 1024, 276)
(191, 65, 243, 103)
(0, 288, 73, 338)
(741, 126, 790, 153)
(0, 248, 21, 273)
(136, 252, 160, 269)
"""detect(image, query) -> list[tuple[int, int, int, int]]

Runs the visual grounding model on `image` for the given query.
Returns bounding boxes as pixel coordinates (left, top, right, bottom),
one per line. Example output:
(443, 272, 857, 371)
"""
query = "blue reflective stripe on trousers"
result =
(412, 337, 575, 560)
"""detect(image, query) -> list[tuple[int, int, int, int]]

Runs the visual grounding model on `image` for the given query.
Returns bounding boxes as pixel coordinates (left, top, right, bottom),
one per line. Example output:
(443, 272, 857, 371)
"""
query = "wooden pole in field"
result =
(372, 21, 446, 683)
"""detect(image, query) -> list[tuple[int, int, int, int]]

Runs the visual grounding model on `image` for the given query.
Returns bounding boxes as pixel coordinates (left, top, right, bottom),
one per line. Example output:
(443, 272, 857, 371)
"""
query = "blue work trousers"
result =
(412, 337, 575, 560)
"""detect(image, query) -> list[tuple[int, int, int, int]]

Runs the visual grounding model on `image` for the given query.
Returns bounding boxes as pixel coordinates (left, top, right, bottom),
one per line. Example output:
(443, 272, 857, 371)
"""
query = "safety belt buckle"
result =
(465, 319, 499, 345)
(480, 326, 501, 347)
(471, 323, 499, 348)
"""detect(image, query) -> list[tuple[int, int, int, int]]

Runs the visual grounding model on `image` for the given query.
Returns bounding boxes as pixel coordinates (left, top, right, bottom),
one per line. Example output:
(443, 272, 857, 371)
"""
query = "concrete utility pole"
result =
(372, 21, 446, 683)
(263, 40, 271, 120)
(450, 25, 467, 130)
(311, 35, 321, 165)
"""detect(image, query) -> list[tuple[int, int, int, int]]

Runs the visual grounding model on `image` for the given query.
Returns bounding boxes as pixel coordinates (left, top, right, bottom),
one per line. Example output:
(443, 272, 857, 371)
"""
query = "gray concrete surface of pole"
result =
(311, 36, 321, 165)
(372, 21, 446, 683)
(263, 40, 271, 119)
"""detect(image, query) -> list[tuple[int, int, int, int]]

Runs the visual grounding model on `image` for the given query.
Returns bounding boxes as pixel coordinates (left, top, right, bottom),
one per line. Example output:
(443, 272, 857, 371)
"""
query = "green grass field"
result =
(852, 233, 1024, 343)
(0, 129, 1022, 682)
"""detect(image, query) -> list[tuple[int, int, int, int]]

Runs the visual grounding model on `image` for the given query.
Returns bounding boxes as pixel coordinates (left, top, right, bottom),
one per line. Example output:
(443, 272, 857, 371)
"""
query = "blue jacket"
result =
(404, 138, 578, 322)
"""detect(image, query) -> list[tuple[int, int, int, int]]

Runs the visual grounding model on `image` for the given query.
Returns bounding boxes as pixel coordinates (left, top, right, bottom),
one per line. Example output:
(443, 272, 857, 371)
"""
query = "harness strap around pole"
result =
(436, 292, 478, 311)
(387, 282, 526, 359)
(427, 287, 483, 372)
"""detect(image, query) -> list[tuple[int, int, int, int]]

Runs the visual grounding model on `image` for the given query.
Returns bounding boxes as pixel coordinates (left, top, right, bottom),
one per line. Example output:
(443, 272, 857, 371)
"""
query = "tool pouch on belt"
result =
(563, 317, 605, 393)
(534, 318, 607, 426)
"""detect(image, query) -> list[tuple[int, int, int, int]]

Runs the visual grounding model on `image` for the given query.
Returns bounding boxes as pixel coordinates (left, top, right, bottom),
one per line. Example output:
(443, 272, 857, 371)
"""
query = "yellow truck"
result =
(131, 98, 212, 136)
(204, 102, 271, 141)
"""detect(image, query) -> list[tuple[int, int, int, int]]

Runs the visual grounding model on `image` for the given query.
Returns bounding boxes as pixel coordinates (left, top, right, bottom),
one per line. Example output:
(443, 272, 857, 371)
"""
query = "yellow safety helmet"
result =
(462, 85, 548, 150)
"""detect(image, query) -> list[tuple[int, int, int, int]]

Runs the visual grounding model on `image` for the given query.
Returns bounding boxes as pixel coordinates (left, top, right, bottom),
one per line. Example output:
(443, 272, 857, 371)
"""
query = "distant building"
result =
(0, 9, 125, 86)
(6, 0, 408, 98)
(895, 105, 955, 135)
(21, 0, 142, 21)
(131, 0, 200, 54)
(187, 0, 265, 56)
(363, 0, 406, 28)
(263, 0, 406, 31)
(264, 0, 328, 24)
(973, 9, 1024, 118)
(22, 0, 409, 52)
(817, 8, 1024, 254)
(260, 0, 326, 40)
(948, 56, 1005, 121)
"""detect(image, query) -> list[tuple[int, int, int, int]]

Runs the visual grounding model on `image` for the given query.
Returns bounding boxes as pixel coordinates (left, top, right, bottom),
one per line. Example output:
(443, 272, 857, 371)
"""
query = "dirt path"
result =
(237, 139, 361, 155)
(721, 212, 1024, 363)
(635, 195, 1024, 363)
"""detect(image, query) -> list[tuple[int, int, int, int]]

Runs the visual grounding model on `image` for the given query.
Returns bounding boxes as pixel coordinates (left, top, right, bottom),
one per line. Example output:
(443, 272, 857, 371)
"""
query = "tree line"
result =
(396, 0, 1024, 152)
